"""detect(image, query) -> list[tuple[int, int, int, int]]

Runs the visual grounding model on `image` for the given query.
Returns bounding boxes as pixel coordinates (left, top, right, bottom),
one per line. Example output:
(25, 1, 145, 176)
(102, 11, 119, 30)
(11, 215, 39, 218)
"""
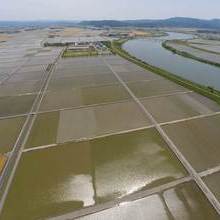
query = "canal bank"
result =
(106, 38, 220, 104)
(122, 33, 220, 91)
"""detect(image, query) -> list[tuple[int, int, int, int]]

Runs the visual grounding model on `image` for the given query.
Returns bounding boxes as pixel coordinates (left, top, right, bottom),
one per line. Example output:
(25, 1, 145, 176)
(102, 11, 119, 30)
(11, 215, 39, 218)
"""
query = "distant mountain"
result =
(80, 17, 220, 29)
(1, 18, 220, 30)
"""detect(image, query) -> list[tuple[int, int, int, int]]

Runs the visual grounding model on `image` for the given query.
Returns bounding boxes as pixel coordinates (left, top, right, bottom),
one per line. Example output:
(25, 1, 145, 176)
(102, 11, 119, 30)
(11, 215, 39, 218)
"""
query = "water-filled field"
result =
(1, 31, 220, 219)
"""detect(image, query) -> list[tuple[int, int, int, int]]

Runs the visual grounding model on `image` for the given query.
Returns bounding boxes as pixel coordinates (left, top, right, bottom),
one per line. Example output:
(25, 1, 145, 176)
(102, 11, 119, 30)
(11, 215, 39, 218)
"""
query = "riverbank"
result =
(106, 40, 220, 104)
(162, 40, 220, 68)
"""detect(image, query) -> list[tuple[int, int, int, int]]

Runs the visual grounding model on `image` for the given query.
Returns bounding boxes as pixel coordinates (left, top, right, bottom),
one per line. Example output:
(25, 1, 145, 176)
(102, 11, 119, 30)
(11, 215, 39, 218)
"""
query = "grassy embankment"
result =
(62, 49, 98, 58)
(106, 40, 220, 104)
(162, 40, 220, 68)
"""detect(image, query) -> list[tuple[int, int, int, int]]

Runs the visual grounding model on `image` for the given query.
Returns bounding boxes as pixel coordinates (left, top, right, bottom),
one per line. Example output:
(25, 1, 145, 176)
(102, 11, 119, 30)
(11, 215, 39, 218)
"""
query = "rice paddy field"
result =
(0, 29, 220, 220)
(0, 155, 7, 174)
(165, 40, 220, 65)
(188, 39, 220, 54)
(62, 50, 98, 58)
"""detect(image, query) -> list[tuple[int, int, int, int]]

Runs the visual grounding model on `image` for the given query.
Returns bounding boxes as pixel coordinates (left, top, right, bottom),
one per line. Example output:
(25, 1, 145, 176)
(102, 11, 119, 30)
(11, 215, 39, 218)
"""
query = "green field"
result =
(62, 50, 98, 58)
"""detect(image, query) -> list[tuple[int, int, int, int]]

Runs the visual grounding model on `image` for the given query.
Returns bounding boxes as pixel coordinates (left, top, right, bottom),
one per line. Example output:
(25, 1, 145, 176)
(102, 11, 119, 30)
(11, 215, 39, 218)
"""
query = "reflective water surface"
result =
(163, 114, 220, 172)
(123, 32, 220, 90)
(204, 172, 220, 202)
(26, 101, 151, 148)
(0, 116, 25, 153)
(1, 128, 186, 220)
(78, 182, 219, 220)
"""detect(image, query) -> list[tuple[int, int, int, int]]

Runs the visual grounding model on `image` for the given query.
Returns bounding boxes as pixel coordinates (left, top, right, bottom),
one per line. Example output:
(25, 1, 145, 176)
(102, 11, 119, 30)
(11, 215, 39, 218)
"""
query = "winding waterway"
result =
(123, 32, 220, 90)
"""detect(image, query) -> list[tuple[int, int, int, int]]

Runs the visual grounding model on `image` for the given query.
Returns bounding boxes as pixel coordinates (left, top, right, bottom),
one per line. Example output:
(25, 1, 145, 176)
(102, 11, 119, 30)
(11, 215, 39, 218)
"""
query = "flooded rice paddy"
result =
(1, 129, 187, 219)
(141, 92, 220, 123)
(0, 116, 25, 153)
(1, 30, 220, 219)
(0, 94, 36, 117)
(188, 39, 220, 54)
(204, 172, 220, 202)
(78, 182, 219, 220)
(163, 114, 220, 172)
(26, 101, 151, 148)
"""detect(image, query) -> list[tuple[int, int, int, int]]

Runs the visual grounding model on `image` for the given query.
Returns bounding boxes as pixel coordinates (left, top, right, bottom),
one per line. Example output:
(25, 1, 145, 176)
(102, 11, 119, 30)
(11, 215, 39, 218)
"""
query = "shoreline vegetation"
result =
(104, 40, 220, 104)
(162, 40, 220, 68)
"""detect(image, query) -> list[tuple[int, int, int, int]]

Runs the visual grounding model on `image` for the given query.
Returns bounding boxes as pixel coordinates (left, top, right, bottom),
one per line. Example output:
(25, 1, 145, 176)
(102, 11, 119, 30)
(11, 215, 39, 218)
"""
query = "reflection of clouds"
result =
(95, 143, 182, 200)
(80, 184, 212, 220)
(162, 187, 199, 219)
(120, 194, 167, 220)
(52, 174, 95, 207)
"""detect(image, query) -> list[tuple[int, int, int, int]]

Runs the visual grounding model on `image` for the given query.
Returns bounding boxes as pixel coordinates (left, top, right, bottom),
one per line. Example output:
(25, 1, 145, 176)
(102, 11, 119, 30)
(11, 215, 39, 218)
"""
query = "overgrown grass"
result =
(107, 40, 220, 104)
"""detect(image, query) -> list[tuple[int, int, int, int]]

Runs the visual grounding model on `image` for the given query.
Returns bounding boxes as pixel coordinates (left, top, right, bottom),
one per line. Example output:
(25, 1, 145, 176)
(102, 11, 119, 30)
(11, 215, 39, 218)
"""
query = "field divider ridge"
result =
(0, 47, 65, 215)
(102, 56, 220, 215)
(48, 176, 192, 220)
(22, 124, 155, 153)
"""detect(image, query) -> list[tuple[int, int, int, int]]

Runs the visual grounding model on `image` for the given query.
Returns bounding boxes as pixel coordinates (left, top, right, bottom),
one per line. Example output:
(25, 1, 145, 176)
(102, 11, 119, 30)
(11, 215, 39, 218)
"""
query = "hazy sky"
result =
(1, 0, 220, 20)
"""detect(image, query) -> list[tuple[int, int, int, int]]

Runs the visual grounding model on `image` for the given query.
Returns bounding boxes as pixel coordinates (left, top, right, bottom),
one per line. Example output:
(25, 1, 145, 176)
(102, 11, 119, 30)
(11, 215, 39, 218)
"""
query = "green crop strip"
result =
(62, 50, 98, 58)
